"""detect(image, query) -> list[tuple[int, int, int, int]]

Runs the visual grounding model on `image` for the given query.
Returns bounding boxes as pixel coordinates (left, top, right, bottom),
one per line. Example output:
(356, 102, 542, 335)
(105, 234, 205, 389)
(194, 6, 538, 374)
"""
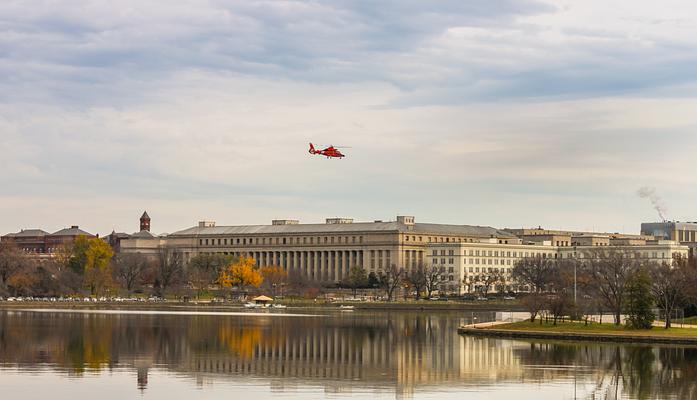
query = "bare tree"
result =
(472, 273, 503, 297)
(0, 240, 26, 293)
(377, 264, 404, 301)
(512, 256, 557, 293)
(406, 264, 427, 300)
(189, 253, 234, 297)
(581, 249, 640, 325)
(155, 247, 185, 297)
(650, 255, 694, 328)
(113, 253, 150, 293)
(521, 293, 546, 323)
(424, 264, 445, 298)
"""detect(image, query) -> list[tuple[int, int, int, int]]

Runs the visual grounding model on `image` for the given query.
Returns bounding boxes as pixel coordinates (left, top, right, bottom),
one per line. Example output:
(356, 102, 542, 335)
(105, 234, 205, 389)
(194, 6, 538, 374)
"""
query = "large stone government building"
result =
(121, 215, 518, 283)
(119, 214, 690, 294)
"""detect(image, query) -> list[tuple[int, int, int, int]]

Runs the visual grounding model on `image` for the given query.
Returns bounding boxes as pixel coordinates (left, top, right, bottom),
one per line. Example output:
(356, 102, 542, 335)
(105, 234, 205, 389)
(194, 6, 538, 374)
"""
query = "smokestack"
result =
(637, 187, 667, 222)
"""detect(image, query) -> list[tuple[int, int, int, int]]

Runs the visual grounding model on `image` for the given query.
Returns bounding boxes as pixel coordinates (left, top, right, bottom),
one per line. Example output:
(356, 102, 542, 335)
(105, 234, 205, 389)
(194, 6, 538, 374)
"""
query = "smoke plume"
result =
(637, 186, 668, 222)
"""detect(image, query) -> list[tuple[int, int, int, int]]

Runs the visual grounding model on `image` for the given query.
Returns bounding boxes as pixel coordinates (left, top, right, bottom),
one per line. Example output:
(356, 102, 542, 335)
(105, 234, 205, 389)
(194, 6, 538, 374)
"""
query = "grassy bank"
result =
(458, 320, 697, 345)
(496, 321, 697, 337)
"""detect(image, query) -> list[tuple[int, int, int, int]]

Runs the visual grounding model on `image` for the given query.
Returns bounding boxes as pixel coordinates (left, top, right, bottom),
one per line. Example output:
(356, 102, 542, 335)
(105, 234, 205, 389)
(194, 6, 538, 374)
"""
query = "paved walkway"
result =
(462, 320, 512, 328)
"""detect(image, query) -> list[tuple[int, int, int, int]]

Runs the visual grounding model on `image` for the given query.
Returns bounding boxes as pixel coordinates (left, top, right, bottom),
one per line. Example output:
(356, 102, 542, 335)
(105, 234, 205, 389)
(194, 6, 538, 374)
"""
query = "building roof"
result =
(170, 221, 514, 238)
(4, 229, 50, 238)
(130, 230, 157, 239)
(51, 226, 94, 237)
(141, 211, 150, 220)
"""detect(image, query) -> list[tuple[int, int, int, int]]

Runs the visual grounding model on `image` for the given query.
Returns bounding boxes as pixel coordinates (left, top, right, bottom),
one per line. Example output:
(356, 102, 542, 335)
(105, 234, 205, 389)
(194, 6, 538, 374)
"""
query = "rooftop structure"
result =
(641, 221, 697, 255)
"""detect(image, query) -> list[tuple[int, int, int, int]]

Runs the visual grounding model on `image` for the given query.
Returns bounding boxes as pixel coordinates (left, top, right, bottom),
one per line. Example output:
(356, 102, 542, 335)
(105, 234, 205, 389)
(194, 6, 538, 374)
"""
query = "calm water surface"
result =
(1, 309, 696, 400)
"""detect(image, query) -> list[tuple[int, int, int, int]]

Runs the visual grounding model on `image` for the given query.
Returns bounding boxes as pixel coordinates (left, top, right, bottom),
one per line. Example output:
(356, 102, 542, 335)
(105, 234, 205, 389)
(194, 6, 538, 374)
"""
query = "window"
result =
(440, 258, 446, 264)
(449, 267, 454, 273)
(432, 250, 438, 256)
(205, 239, 209, 245)
(440, 250, 445, 256)
(199, 239, 203, 245)
(448, 258, 454, 264)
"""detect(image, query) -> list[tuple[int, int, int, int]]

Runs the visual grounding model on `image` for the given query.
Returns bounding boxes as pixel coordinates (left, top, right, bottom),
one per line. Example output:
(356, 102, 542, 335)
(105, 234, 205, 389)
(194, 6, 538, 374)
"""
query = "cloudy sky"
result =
(2, 0, 697, 236)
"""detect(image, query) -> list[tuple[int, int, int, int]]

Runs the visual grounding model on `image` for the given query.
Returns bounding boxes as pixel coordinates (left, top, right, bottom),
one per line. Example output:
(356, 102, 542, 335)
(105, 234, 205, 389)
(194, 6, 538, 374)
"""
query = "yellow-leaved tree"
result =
(218, 256, 263, 299)
(83, 238, 114, 296)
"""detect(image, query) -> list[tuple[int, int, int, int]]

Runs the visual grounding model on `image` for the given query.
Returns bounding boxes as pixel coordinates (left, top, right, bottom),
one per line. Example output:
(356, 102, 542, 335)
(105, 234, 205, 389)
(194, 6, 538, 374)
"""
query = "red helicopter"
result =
(309, 143, 347, 159)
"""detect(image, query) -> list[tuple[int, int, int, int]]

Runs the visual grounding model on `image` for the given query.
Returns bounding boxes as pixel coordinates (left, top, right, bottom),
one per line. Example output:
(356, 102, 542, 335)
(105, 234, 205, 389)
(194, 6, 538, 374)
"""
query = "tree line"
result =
(0, 236, 456, 301)
(512, 249, 697, 329)
(0, 237, 290, 299)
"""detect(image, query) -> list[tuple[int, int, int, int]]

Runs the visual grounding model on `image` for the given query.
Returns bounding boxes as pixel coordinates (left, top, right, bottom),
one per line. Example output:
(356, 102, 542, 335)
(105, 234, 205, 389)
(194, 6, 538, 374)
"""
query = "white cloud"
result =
(1, 0, 696, 234)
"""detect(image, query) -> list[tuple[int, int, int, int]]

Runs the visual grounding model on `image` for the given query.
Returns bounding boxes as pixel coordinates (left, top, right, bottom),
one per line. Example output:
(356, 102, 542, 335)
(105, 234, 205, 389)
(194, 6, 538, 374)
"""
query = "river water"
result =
(0, 308, 695, 399)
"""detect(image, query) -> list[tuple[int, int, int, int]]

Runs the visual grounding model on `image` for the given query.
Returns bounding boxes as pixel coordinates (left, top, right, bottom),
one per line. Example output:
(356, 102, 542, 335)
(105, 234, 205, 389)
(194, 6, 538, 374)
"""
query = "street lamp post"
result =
(573, 246, 578, 318)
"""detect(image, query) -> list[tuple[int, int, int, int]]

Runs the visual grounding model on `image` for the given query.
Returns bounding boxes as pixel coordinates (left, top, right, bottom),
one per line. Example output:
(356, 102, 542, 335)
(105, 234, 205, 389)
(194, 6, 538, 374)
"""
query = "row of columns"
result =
(227, 250, 365, 283)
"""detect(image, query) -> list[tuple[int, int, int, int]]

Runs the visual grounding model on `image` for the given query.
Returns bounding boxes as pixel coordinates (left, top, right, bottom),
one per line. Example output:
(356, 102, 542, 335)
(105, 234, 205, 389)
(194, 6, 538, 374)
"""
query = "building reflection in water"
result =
(1, 310, 697, 399)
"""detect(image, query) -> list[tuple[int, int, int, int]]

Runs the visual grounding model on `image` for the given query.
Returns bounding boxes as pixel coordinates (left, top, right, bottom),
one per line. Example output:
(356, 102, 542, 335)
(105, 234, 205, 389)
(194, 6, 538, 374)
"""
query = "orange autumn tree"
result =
(218, 256, 263, 299)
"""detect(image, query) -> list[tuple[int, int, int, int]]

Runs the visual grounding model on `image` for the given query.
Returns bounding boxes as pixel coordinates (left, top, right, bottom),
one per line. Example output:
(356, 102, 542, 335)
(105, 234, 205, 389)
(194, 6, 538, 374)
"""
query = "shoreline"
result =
(0, 301, 522, 312)
(458, 325, 697, 345)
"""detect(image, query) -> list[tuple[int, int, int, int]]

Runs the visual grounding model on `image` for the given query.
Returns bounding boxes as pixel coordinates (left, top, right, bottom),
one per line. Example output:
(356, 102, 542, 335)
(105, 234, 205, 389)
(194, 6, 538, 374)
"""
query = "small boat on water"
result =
(271, 304, 287, 309)
(339, 305, 355, 311)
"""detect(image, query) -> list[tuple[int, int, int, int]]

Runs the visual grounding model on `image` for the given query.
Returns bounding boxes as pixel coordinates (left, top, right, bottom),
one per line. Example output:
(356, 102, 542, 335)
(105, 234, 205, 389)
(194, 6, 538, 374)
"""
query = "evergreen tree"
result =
(625, 269, 655, 330)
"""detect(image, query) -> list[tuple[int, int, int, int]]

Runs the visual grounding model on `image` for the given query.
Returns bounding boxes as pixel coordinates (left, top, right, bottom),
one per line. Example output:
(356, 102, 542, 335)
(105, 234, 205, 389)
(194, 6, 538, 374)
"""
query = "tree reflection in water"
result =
(0, 310, 696, 399)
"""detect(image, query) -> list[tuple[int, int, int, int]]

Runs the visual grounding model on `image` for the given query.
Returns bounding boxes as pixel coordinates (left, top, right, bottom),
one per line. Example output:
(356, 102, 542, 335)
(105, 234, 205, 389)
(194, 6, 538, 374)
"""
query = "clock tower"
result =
(140, 211, 151, 232)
